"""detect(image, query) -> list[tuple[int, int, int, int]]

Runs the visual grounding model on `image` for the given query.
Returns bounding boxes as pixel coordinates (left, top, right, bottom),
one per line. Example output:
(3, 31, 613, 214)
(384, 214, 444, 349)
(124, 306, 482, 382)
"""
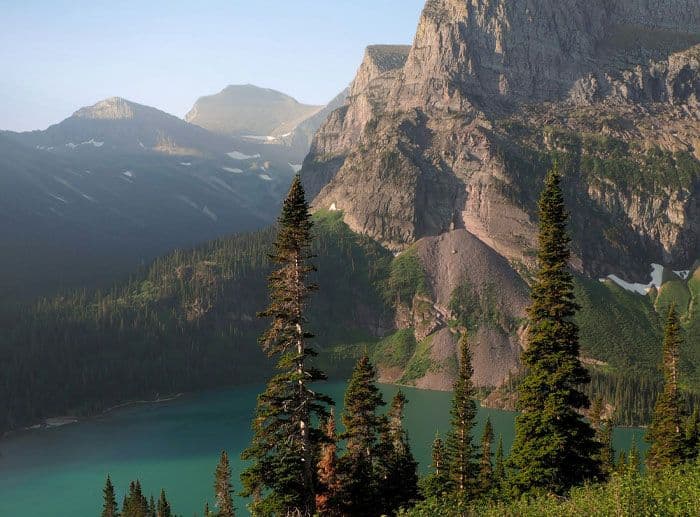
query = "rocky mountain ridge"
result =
(301, 0, 700, 390)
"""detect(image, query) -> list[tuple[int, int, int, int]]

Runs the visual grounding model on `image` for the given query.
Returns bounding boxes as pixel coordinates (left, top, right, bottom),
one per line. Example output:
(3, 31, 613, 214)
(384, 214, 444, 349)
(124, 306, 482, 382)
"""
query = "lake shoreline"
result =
(1, 392, 185, 441)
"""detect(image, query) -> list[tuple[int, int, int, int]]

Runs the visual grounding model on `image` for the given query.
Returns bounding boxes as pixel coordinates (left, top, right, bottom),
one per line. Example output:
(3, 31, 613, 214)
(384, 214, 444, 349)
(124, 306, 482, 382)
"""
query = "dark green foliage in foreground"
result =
(379, 391, 420, 514)
(420, 432, 449, 499)
(241, 177, 332, 516)
(444, 332, 479, 495)
(338, 355, 386, 515)
(101, 476, 118, 517)
(401, 463, 700, 516)
(646, 306, 686, 471)
(214, 451, 235, 517)
(509, 167, 601, 493)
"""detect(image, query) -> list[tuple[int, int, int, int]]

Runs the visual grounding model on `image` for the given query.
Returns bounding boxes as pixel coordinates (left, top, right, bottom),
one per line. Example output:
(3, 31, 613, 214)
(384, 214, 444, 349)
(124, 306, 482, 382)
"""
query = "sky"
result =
(0, 0, 426, 131)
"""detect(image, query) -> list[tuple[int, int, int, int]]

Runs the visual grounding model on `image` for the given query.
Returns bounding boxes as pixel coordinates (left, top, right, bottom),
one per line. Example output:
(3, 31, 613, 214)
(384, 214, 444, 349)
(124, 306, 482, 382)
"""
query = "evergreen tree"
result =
(590, 397, 614, 479)
(203, 502, 211, 517)
(316, 410, 341, 516)
(123, 480, 148, 517)
(102, 475, 119, 517)
(156, 490, 171, 517)
(338, 355, 385, 515)
(148, 495, 156, 517)
(493, 435, 506, 490)
(628, 435, 640, 474)
(214, 451, 235, 517)
(420, 432, 449, 499)
(684, 407, 700, 460)
(240, 176, 332, 516)
(444, 332, 478, 495)
(616, 451, 628, 475)
(509, 166, 601, 494)
(646, 305, 685, 471)
(379, 390, 419, 514)
(478, 417, 494, 493)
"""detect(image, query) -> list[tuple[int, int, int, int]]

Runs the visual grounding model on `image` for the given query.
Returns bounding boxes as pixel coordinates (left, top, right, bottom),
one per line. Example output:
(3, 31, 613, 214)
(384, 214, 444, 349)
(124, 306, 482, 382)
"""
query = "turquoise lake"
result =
(0, 382, 648, 516)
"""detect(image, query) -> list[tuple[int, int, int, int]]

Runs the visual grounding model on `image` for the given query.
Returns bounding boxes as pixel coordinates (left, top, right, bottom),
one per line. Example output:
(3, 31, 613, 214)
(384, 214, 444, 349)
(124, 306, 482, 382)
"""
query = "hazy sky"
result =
(0, 0, 426, 131)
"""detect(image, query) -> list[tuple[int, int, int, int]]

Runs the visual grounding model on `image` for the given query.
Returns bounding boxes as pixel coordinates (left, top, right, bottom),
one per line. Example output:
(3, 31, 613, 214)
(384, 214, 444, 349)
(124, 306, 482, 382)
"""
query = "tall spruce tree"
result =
(493, 435, 506, 490)
(628, 436, 640, 474)
(444, 332, 478, 496)
(590, 397, 614, 479)
(156, 490, 171, 517)
(102, 475, 119, 517)
(214, 451, 235, 517)
(338, 355, 385, 515)
(646, 304, 685, 471)
(379, 390, 419, 514)
(420, 432, 449, 498)
(240, 176, 331, 516)
(478, 417, 494, 493)
(509, 166, 601, 494)
(316, 410, 341, 516)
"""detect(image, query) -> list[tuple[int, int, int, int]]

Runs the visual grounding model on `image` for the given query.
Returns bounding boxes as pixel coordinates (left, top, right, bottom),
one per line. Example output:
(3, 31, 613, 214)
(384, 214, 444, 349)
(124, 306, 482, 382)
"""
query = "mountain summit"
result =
(185, 84, 323, 138)
(301, 0, 700, 389)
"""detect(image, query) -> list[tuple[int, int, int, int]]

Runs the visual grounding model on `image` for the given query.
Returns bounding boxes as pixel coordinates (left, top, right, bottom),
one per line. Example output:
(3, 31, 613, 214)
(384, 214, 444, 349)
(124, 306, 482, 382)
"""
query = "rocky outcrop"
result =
(301, 0, 700, 387)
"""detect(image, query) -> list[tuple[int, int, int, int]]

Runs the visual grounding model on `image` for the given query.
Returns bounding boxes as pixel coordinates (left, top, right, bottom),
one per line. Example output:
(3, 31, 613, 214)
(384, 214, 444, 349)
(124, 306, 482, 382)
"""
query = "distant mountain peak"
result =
(73, 97, 139, 120)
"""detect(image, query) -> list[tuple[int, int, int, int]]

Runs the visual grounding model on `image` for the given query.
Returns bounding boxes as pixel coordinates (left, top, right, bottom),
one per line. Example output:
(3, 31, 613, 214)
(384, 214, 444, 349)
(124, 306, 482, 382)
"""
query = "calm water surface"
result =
(0, 382, 647, 516)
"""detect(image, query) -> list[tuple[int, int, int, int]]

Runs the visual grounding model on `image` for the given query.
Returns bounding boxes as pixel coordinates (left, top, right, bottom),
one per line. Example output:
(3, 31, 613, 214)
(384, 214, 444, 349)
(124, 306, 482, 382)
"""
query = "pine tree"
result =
(102, 475, 119, 517)
(123, 480, 148, 517)
(509, 166, 601, 494)
(478, 418, 494, 493)
(616, 451, 628, 475)
(493, 435, 506, 490)
(628, 435, 640, 475)
(379, 390, 419, 514)
(684, 407, 700, 460)
(646, 305, 685, 471)
(156, 490, 171, 517)
(590, 397, 614, 479)
(203, 502, 211, 517)
(338, 355, 385, 515)
(240, 176, 332, 516)
(420, 432, 449, 499)
(444, 332, 478, 496)
(214, 451, 235, 517)
(148, 495, 156, 517)
(316, 410, 341, 516)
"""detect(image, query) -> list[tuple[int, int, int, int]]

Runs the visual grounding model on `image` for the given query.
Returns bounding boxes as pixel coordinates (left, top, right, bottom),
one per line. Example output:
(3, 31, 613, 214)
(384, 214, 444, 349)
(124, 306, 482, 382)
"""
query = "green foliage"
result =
(399, 334, 438, 385)
(338, 355, 386, 515)
(646, 306, 686, 471)
(383, 249, 427, 306)
(241, 176, 332, 516)
(509, 167, 601, 494)
(372, 329, 418, 370)
(401, 464, 700, 516)
(445, 333, 479, 495)
(0, 201, 392, 435)
(214, 451, 235, 517)
(101, 476, 118, 517)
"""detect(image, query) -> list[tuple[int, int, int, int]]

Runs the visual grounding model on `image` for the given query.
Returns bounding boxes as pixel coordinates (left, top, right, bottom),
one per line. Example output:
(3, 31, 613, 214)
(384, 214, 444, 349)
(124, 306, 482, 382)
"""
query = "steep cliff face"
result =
(302, 0, 700, 388)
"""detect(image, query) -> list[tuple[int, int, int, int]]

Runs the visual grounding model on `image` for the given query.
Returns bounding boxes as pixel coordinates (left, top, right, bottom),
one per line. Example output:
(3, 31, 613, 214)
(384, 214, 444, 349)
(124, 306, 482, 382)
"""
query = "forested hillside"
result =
(2, 209, 698, 434)
(0, 211, 393, 433)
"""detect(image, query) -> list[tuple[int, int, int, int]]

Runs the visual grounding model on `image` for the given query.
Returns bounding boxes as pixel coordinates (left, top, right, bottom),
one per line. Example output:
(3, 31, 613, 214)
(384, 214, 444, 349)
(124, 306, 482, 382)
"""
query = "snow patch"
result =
(227, 151, 261, 160)
(202, 206, 218, 222)
(177, 195, 199, 210)
(289, 163, 303, 173)
(221, 167, 243, 174)
(329, 202, 337, 211)
(81, 139, 104, 148)
(179, 162, 192, 167)
(122, 170, 134, 178)
(258, 174, 272, 181)
(49, 193, 68, 204)
(66, 142, 77, 149)
(600, 263, 670, 295)
(675, 270, 691, 280)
